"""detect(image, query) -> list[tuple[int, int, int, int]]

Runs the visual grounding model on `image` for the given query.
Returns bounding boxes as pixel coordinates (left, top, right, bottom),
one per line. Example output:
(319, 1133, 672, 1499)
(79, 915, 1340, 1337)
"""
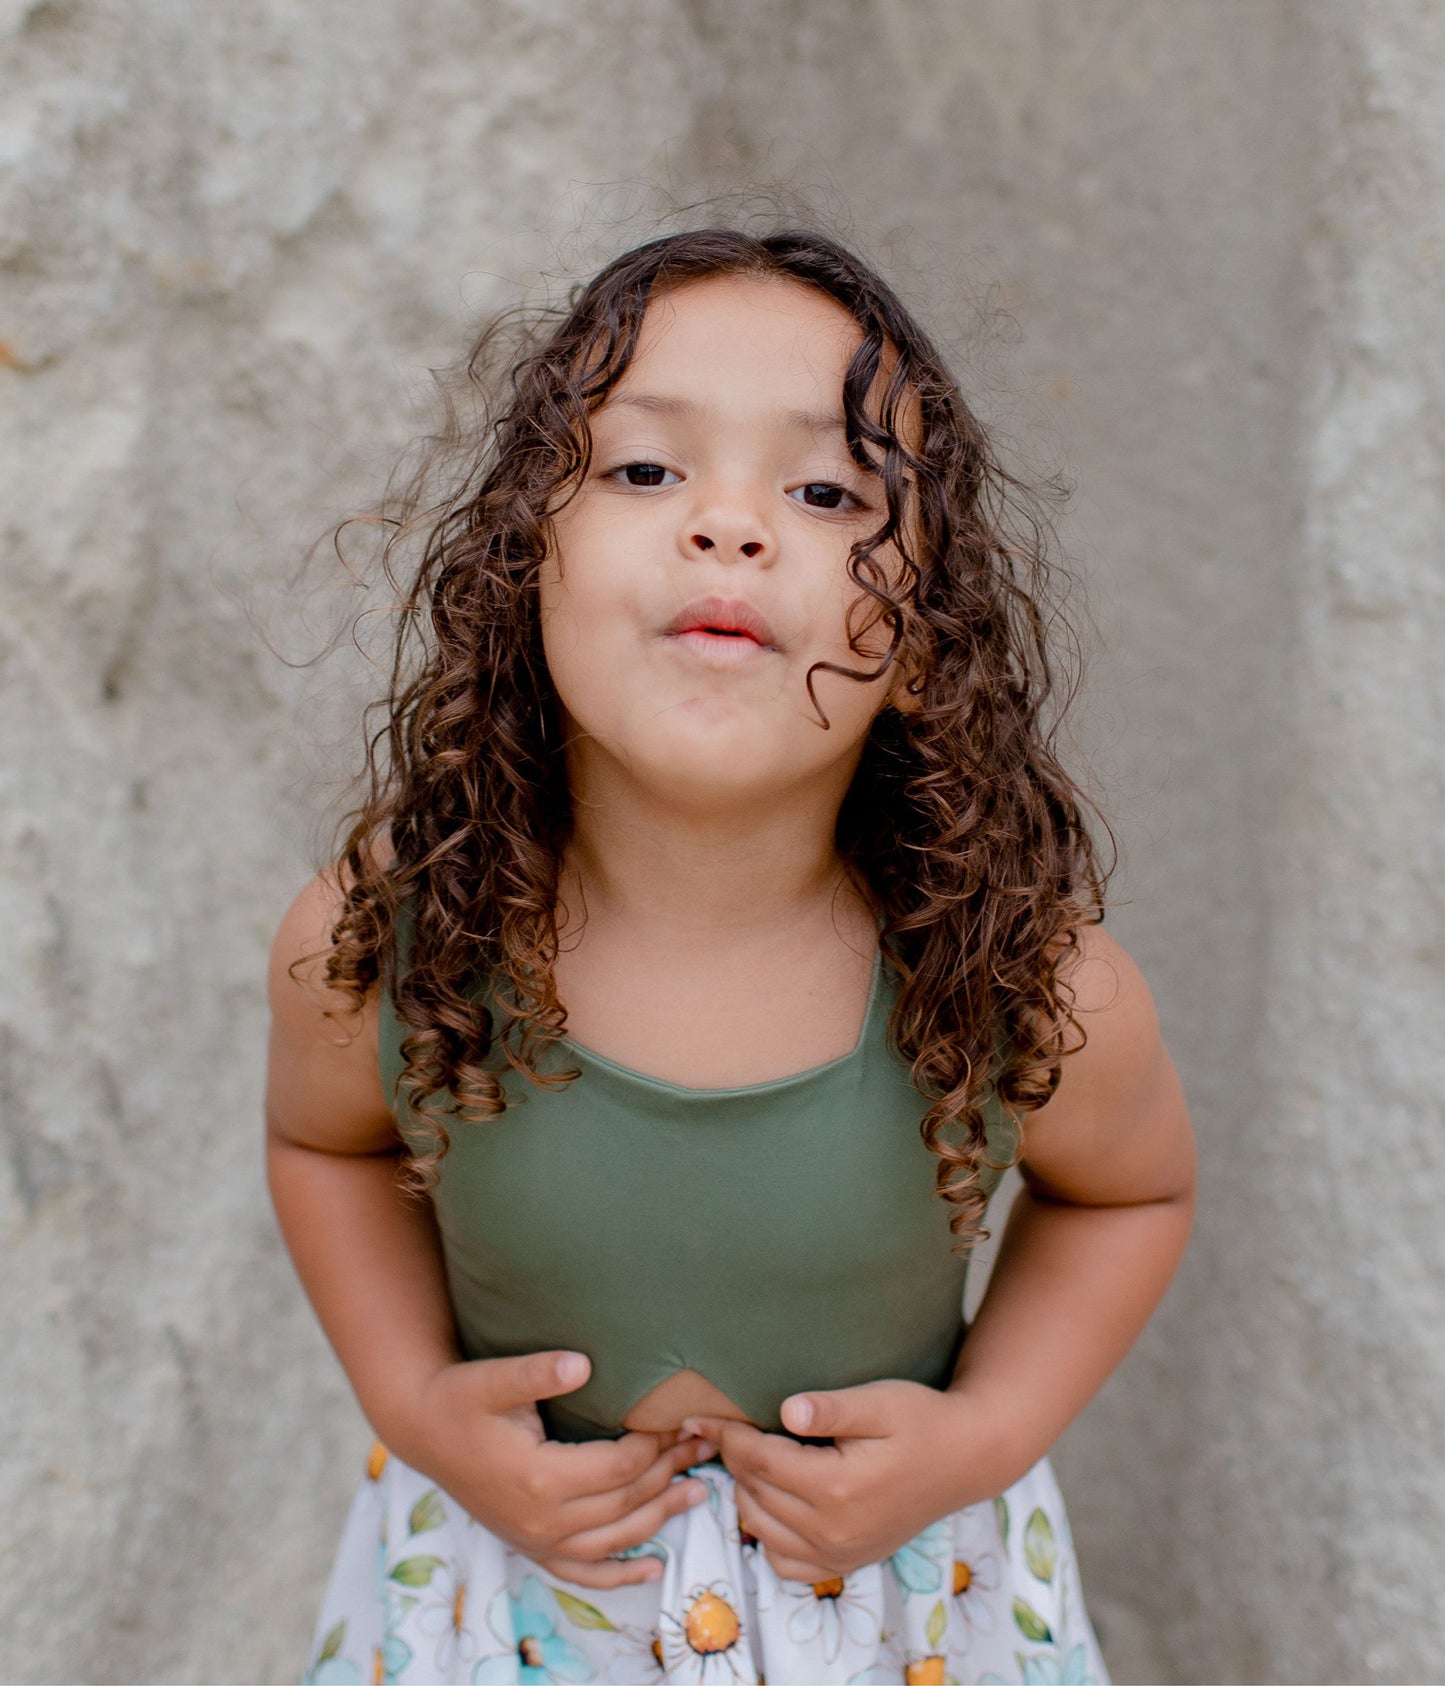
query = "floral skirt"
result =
(304, 1441, 1109, 1686)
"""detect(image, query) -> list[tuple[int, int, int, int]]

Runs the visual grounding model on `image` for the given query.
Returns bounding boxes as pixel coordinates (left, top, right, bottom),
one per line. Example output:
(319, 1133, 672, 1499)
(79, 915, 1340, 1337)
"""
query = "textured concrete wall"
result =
(3, 2, 1440, 1681)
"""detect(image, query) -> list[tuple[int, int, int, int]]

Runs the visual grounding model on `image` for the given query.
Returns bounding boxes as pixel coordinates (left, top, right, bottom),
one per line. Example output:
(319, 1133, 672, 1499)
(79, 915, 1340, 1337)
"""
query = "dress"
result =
(302, 945, 1110, 1685)
(305, 1439, 1107, 1685)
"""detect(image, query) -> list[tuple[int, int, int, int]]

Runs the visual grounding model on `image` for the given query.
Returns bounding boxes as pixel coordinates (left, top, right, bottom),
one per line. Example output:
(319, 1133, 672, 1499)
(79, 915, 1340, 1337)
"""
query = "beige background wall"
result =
(3, 1, 1441, 1680)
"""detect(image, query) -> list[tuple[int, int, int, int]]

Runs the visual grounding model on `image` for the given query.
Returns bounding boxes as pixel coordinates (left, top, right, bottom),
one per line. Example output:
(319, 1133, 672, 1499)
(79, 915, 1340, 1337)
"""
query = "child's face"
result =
(541, 274, 912, 815)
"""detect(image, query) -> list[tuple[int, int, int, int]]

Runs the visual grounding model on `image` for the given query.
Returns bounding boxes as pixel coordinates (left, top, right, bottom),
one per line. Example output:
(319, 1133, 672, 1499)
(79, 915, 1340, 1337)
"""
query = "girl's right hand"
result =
(392, 1349, 714, 1589)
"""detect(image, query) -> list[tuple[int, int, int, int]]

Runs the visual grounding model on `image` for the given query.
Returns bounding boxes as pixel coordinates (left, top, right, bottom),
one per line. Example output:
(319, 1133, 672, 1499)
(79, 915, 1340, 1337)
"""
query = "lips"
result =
(662, 595, 779, 649)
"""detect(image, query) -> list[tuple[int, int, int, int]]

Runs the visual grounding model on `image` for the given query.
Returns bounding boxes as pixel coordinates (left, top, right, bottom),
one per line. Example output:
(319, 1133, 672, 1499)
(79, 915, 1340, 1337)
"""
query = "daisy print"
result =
(593, 1617, 665, 1684)
(407, 1554, 481, 1676)
(782, 1573, 882, 1665)
(544, 1585, 661, 1685)
(888, 1520, 950, 1596)
(472, 1577, 594, 1684)
(947, 1506, 1004, 1645)
(655, 1580, 749, 1681)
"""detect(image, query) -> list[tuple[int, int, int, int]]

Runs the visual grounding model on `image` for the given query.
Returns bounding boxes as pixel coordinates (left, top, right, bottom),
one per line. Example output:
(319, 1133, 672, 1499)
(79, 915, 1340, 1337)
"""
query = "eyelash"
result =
(603, 461, 870, 512)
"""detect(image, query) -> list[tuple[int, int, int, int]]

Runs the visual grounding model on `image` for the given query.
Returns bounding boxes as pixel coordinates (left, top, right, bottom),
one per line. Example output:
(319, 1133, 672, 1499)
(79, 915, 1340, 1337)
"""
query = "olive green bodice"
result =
(380, 948, 1013, 1442)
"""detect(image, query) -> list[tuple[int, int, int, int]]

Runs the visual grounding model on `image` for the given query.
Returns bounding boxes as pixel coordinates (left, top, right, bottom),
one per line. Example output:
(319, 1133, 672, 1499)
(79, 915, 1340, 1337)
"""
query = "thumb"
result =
(781, 1381, 894, 1440)
(477, 1349, 591, 1412)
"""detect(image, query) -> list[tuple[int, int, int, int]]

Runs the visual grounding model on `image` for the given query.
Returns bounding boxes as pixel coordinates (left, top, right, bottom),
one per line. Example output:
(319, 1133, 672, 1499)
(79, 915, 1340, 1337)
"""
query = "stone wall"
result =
(2, 1, 1439, 1679)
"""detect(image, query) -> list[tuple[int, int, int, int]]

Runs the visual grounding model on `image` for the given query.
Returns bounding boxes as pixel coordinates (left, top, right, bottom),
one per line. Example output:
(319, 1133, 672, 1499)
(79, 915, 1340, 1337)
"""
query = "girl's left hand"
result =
(683, 1380, 1011, 1583)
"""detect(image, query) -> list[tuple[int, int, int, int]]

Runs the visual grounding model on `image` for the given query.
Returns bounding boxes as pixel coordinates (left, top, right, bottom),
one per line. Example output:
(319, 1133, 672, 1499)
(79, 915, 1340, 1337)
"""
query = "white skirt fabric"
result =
(304, 1441, 1109, 1686)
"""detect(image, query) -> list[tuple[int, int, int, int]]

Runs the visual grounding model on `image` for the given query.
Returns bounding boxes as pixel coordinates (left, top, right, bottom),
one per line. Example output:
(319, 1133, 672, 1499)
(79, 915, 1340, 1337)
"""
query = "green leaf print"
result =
(993, 1494, 1010, 1547)
(389, 1555, 446, 1588)
(407, 1489, 447, 1535)
(553, 1587, 619, 1632)
(1023, 1506, 1057, 1583)
(1012, 1596, 1053, 1643)
(317, 1621, 345, 1663)
(926, 1598, 947, 1650)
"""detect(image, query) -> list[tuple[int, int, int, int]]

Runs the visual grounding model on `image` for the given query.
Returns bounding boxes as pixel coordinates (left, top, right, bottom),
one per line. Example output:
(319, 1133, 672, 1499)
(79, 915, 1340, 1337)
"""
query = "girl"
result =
(266, 227, 1196, 1686)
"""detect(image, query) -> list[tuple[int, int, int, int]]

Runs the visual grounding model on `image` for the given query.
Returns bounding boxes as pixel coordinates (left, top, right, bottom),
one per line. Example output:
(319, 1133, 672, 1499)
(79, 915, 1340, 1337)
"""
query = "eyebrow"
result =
(604, 392, 848, 437)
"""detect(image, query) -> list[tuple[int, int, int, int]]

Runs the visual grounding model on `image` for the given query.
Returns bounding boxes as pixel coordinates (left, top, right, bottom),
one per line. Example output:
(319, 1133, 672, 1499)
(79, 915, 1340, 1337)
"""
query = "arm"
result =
(263, 869, 464, 1458)
(684, 923, 1197, 1578)
(265, 869, 713, 1587)
(943, 922, 1198, 1488)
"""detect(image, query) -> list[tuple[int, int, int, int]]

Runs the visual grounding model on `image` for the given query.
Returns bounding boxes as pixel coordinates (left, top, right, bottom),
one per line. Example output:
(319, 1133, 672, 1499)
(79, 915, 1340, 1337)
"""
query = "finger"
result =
(704, 1417, 826, 1495)
(543, 1429, 675, 1498)
(735, 1482, 825, 1572)
(533, 1552, 665, 1591)
(766, 1552, 836, 1584)
(557, 1474, 709, 1561)
(599, 1433, 712, 1504)
(476, 1349, 592, 1413)
(556, 1438, 715, 1531)
(733, 1468, 826, 1538)
(680, 1413, 745, 1444)
(781, 1381, 895, 1440)
(738, 1483, 816, 1557)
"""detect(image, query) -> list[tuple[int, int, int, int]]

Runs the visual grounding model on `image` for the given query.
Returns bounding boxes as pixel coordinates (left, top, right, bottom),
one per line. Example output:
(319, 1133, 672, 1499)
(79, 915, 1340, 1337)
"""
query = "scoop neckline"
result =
(558, 944, 886, 1098)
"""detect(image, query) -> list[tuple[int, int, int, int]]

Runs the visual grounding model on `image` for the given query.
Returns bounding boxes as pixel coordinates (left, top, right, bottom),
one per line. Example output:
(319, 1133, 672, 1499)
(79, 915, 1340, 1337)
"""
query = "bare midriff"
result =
(621, 1368, 753, 1433)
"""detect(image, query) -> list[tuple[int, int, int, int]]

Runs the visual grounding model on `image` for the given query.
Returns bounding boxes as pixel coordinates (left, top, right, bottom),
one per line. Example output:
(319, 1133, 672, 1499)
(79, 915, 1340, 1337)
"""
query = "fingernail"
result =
(680, 1418, 701, 1437)
(694, 1438, 717, 1461)
(643, 1560, 663, 1580)
(786, 1396, 814, 1432)
(556, 1352, 588, 1387)
(686, 1480, 708, 1503)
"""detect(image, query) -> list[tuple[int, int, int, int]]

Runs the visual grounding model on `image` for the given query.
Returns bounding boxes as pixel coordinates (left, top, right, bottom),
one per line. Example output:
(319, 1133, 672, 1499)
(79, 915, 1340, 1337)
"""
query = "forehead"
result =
(601, 274, 865, 424)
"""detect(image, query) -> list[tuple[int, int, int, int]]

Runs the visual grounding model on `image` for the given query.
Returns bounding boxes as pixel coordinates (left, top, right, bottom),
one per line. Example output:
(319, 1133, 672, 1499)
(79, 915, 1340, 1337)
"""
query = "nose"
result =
(680, 481, 774, 564)
(689, 531, 766, 559)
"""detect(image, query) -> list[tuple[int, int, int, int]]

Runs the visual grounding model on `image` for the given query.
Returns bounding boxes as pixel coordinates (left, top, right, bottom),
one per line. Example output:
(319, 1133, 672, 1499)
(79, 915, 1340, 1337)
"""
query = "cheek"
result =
(538, 571, 602, 724)
(536, 538, 641, 731)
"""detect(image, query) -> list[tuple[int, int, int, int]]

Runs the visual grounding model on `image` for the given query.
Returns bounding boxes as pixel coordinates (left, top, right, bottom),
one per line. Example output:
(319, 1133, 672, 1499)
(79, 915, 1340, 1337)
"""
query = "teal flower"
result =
(1021, 1643, 1097, 1684)
(888, 1519, 949, 1594)
(473, 1576, 594, 1683)
(379, 1635, 414, 1682)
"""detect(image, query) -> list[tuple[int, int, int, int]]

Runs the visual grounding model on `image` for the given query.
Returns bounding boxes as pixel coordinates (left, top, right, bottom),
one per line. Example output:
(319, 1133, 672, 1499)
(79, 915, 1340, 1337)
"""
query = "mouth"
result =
(662, 595, 780, 652)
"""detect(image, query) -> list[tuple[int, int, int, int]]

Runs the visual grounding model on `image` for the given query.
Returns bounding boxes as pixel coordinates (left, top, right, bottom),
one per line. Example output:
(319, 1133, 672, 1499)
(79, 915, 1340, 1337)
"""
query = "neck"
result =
(558, 752, 866, 949)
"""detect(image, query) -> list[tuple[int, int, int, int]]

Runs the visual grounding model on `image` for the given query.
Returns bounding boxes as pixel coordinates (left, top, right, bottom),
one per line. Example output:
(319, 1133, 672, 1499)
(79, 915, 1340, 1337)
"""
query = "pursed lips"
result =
(661, 595, 780, 652)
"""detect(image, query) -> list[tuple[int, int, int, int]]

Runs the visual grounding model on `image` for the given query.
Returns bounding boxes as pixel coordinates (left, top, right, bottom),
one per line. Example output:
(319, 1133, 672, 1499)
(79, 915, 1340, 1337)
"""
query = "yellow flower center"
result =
(952, 1558, 973, 1596)
(905, 1657, 947, 1685)
(519, 1636, 545, 1667)
(684, 1590, 741, 1655)
(453, 1582, 466, 1632)
(366, 1442, 389, 1482)
(812, 1576, 846, 1600)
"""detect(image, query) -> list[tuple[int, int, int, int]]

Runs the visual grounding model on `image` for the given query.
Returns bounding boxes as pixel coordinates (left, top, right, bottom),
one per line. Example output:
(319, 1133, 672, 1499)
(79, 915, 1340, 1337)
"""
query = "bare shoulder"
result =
(1016, 922, 1197, 1206)
(264, 869, 397, 1154)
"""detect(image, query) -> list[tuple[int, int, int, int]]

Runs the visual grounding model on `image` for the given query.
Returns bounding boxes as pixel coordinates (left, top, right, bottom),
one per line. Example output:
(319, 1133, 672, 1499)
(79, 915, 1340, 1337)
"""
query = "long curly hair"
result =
(320, 225, 1111, 1248)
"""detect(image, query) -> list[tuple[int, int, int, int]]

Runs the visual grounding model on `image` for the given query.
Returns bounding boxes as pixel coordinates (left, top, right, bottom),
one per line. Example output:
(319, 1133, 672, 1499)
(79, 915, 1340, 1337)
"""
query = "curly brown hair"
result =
(321, 225, 1112, 1248)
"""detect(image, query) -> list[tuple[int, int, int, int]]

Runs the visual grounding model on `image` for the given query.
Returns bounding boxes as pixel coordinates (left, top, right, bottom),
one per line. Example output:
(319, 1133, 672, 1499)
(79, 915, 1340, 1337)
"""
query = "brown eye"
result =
(619, 462, 676, 487)
(792, 481, 851, 510)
